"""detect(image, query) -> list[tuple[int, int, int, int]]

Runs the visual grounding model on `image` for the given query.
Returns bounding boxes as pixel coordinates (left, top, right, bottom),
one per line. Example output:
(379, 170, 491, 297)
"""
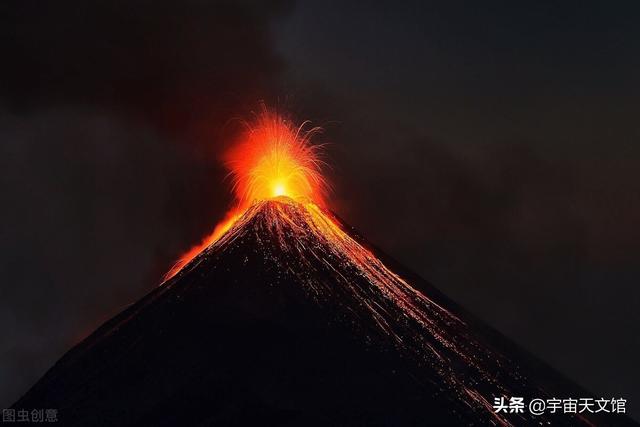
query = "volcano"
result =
(14, 197, 634, 426)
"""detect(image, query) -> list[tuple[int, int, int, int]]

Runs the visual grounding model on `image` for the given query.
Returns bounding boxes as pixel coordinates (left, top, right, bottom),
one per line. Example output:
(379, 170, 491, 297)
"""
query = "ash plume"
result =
(0, 0, 290, 408)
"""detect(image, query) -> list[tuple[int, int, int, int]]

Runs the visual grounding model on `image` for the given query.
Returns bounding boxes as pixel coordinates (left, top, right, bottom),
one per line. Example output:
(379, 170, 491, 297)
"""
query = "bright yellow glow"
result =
(273, 183, 287, 197)
(165, 108, 328, 280)
(224, 109, 327, 206)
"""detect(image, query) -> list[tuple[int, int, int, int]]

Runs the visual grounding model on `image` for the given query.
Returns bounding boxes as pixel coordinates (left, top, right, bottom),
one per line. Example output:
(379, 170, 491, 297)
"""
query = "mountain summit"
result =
(14, 198, 634, 426)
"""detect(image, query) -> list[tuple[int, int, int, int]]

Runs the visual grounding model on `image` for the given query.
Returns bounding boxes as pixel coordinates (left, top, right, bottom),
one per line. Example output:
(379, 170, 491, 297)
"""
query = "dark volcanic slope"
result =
(15, 198, 635, 426)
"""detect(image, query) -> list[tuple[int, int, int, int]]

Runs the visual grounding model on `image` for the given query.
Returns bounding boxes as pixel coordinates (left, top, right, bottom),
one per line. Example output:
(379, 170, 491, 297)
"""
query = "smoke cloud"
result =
(0, 0, 290, 406)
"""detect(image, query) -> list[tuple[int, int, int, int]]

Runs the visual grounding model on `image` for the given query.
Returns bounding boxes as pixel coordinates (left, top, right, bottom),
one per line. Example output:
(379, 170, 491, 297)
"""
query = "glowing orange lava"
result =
(224, 110, 327, 206)
(165, 108, 327, 279)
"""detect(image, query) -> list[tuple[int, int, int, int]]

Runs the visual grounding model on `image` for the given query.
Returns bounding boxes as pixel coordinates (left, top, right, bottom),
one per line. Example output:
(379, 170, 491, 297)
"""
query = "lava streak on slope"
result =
(166, 108, 328, 279)
(150, 108, 610, 425)
(164, 196, 600, 426)
(16, 148, 626, 425)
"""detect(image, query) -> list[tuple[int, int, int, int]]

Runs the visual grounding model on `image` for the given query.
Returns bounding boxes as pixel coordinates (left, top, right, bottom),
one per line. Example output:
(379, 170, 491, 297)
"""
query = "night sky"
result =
(1, 0, 639, 417)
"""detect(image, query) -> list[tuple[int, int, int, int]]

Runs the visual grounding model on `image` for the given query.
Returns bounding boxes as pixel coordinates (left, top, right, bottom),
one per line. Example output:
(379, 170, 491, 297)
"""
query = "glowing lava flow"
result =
(177, 196, 522, 427)
(165, 109, 328, 279)
(155, 110, 550, 427)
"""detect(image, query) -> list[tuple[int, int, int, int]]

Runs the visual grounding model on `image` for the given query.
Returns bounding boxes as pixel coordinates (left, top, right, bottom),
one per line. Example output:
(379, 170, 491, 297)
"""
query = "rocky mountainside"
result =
(14, 197, 634, 426)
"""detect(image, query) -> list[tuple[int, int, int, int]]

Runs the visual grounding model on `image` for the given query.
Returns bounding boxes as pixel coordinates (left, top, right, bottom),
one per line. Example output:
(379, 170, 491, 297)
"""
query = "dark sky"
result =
(1, 0, 639, 417)
(273, 0, 640, 415)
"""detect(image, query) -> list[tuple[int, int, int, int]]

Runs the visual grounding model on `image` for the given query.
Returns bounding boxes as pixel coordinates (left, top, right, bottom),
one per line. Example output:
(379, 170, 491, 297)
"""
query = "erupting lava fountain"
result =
(14, 108, 633, 426)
